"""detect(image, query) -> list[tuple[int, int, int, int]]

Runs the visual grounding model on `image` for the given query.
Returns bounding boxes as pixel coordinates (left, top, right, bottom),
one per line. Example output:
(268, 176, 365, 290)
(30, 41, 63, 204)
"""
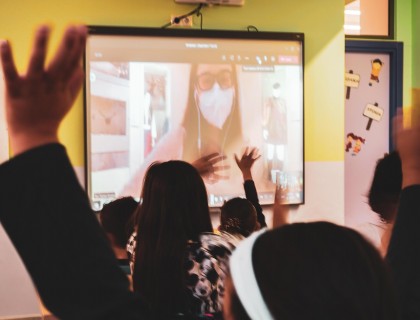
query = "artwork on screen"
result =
(85, 26, 304, 209)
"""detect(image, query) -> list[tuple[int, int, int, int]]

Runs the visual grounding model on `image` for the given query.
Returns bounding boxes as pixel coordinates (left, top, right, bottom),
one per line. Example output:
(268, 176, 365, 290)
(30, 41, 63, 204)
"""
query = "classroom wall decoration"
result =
(344, 40, 403, 231)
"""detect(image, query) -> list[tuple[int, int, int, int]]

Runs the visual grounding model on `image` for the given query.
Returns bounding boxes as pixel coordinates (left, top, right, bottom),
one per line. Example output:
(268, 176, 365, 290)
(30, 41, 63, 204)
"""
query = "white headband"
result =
(229, 228, 273, 320)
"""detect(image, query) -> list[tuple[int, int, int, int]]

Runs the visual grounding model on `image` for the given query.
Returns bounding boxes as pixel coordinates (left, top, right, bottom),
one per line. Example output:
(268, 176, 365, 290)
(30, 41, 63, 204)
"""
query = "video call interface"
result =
(85, 29, 304, 209)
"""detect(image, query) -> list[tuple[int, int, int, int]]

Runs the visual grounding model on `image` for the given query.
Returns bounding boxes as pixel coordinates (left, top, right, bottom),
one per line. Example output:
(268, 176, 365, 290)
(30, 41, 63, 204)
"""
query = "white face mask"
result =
(272, 88, 281, 98)
(196, 83, 234, 129)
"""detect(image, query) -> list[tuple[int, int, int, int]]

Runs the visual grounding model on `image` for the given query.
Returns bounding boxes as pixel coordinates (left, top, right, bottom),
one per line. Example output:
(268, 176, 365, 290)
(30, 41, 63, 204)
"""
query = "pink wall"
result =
(360, 0, 389, 36)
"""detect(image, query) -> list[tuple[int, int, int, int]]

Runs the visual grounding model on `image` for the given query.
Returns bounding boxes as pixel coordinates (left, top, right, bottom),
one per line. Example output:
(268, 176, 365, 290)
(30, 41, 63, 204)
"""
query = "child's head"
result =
(100, 197, 138, 248)
(225, 222, 398, 320)
(368, 151, 402, 223)
(219, 197, 259, 237)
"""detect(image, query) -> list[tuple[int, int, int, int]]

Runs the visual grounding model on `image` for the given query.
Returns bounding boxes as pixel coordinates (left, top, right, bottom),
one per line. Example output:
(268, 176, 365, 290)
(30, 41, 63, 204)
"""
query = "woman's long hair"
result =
(182, 63, 242, 162)
(132, 160, 213, 316)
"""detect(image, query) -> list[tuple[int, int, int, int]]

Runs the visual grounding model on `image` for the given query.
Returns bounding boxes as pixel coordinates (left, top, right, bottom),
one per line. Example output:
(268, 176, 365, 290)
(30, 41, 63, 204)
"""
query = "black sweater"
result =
(387, 185, 420, 320)
(0, 144, 150, 320)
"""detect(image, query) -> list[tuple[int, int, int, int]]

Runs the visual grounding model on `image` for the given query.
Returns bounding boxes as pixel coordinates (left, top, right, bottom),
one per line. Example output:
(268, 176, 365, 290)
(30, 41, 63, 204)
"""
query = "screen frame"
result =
(84, 25, 305, 208)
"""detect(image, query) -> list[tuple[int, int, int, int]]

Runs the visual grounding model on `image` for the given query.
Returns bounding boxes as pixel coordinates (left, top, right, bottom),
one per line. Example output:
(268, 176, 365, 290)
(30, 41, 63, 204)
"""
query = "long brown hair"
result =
(182, 63, 242, 162)
(132, 160, 213, 317)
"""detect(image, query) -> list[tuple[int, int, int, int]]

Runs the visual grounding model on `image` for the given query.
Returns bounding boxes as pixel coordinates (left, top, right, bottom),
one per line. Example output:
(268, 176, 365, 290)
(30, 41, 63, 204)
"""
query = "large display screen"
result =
(85, 26, 304, 210)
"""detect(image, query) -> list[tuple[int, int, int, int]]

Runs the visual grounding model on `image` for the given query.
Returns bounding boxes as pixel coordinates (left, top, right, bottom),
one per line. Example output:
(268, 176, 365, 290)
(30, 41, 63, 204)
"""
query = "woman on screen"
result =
(182, 63, 242, 163)
(120, 63, 244, 199)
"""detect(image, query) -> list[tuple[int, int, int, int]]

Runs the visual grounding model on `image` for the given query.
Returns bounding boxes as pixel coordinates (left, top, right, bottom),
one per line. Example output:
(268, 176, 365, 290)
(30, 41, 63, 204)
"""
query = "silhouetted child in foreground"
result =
(99, 197, 138, 274)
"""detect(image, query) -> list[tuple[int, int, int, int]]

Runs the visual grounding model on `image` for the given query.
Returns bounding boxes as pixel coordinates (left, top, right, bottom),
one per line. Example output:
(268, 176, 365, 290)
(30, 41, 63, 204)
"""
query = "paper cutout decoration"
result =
(345, 70, 360, 100)
(369, 59, 384, 86)
(363, 102, 383, 130)
(345, 132, 366, 156)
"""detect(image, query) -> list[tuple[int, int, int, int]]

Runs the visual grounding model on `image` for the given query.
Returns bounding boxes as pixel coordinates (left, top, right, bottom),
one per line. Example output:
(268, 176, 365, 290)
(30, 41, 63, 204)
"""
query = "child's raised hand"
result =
(234, 147, 261, 180)
(0, 25, 87, 155)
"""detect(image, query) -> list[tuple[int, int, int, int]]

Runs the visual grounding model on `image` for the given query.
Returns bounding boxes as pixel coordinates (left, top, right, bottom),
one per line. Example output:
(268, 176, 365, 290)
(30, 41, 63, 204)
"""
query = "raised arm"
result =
(0, 25, 148, 319)
(1, 26, 86, 155)
(234, 147, 266, 228)
(387, 111, 420, 319)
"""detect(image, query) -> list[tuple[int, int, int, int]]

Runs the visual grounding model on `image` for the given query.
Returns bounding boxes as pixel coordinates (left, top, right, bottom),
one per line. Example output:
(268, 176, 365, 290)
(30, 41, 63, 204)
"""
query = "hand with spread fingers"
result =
(192, 152, 230, 184)
(234, 147, 261, 181)
(0, 25, 87, 155)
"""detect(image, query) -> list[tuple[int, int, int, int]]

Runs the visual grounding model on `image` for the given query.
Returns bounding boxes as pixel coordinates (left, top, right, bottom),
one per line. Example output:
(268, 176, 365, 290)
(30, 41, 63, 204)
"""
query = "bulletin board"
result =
(344, 40, 403, 228)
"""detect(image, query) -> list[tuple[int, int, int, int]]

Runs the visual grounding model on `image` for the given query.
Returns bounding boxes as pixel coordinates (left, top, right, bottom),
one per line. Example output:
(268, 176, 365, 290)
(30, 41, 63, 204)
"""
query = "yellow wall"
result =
(0, 3, 345, 316)
(411, 0, 420, 114)
(395, 0, 412, 109)
(0, 0, 345, 166)
(414, 0, 420, 88)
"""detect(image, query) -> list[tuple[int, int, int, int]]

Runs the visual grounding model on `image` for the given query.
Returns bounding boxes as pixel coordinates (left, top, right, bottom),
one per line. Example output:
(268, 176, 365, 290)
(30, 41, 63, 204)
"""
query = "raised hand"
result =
(234, 147, 261, 181)
(393, 109, 420, 188)
(272, 178, 290, 226)
(192, 152, 230, 184)
(0, 25, 87, 155)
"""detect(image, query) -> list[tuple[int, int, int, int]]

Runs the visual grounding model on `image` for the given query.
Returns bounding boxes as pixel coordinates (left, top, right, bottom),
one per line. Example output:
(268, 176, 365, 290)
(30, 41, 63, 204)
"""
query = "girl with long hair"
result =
(128, 160, 233, 318)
